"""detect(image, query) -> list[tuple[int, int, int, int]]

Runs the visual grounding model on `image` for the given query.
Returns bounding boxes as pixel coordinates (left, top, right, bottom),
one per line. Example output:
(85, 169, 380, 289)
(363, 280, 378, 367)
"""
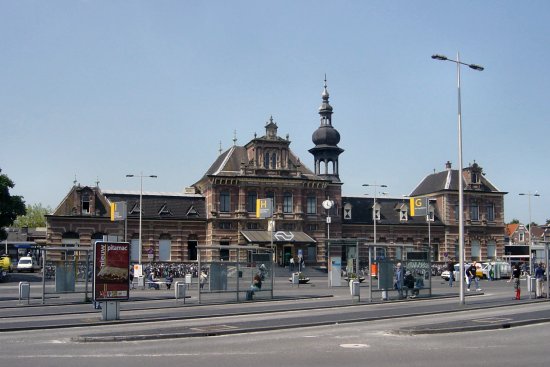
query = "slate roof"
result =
(102, 190, 205, 221)
(410, 168, 502, 197)
(196, 145, 323, 183)
(341, 196, 442, 226)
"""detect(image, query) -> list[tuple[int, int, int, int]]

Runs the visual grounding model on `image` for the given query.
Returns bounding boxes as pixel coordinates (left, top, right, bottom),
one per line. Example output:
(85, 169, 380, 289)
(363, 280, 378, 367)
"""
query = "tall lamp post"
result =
(126, 173, 157, 264)
(432, 52, 484, 305)
(519, 191, 540, 274)
(363, 183, 388, 259)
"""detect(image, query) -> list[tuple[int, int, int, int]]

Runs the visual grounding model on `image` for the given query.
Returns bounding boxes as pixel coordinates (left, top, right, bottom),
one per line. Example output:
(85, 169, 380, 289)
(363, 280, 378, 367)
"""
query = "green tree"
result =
(0, 168, 26, 240)
(14, 203, 51, 228)
(509, 219, 520, 224)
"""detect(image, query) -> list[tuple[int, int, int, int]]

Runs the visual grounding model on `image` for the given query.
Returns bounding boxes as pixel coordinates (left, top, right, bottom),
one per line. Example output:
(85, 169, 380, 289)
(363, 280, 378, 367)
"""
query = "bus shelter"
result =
(197, 245, 273, 304)
(40, 246, 92, 304)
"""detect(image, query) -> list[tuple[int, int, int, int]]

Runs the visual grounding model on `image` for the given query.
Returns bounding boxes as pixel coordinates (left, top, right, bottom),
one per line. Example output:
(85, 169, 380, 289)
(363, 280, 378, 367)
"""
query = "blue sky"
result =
(1, 1, 548, 225)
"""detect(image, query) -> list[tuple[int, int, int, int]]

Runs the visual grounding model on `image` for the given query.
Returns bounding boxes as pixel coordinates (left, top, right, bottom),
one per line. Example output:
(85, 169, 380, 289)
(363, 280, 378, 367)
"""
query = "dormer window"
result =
(399, 203, 408, 222)
(82, 192, 90, 215)
(472, 172, 479, 184)
(373, 202, 381, 221)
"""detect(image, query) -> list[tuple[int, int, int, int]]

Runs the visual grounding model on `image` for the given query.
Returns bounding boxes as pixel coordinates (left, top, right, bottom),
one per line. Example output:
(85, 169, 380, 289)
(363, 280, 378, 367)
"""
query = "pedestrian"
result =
(509, 262, 521, 300)
(246, 273, 262, 300)
(394, 263, 403, 299)
(535, 262, 545, 298)
(403, 270, 415, 299)
(199, 269, 208, 290)
(447, 258, 455, 287)
(290, 257, 295, 272)
(466, 262, 481, 291)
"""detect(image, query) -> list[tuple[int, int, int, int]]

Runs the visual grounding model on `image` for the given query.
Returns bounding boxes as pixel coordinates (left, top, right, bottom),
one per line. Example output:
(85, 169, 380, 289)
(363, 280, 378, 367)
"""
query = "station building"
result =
(45, 81, 507, 266)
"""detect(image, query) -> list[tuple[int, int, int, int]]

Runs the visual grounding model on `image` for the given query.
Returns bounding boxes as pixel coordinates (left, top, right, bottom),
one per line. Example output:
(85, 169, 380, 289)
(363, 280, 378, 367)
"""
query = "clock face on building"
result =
(322, 200, 334, 210)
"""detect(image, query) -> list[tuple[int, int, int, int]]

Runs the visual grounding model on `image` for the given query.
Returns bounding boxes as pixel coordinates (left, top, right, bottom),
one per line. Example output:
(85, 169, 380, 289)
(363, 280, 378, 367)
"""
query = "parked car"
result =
(16, 256, 39, 273)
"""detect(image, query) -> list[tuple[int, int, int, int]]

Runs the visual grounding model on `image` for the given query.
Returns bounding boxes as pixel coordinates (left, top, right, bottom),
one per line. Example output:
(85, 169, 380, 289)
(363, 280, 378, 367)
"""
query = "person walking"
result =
(447, 258, 455, 287)
(466, 262, 481, 292)
(289, 257, 295, 272)
(509, 262, 522, 300)
(394, 263, 404, 299)
(535, 262, 545, 298)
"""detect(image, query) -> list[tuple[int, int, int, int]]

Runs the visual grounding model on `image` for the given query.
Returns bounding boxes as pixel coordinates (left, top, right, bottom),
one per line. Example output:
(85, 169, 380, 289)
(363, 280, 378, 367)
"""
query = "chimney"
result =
(445, 161, 452, 170)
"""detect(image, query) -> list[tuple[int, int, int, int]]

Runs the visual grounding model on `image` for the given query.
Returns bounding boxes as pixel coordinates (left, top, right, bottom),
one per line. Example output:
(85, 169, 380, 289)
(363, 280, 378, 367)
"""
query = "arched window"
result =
(159, 234, 171, 261)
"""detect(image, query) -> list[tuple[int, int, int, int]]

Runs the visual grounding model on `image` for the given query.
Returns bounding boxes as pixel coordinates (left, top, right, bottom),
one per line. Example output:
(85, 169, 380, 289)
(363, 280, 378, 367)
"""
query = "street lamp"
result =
(126, 173, 157, 264)
(363, 183, 388, 257)
(432, 52, 484, 305)
(519, 191, 541, 274)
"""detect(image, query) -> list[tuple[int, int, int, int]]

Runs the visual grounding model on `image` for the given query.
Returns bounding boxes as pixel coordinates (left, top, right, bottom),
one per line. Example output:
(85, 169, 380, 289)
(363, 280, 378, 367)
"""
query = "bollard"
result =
(350, 280, 360, 302)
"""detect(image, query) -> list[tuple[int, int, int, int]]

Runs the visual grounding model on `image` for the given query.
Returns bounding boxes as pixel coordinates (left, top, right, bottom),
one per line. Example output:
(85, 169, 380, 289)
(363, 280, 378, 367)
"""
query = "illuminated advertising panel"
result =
(93, 241, 130, 301)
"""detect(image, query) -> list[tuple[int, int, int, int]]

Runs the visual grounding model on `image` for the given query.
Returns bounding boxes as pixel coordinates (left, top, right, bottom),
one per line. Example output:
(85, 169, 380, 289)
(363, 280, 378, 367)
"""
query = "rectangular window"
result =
(188, 240, 198, 261)
(486, 204, 495, 221)
(159, 239, 171, 261)
(307, 224, 318, 231)
(470, 202, 479, 221)
(454, 204, 459, 222)
(486, 240, 496, 259)
(247, 222, 259, 230)
(266, 191, 275, 203)
(246, 191, 257, 213)
(471, 240, 481, 261)
(282, 223, 295, 231)
(219, 222, 231, 230)
(220, 191, 230, 212)
(306, 196, 317, 214)
(283, 192, 293, 213)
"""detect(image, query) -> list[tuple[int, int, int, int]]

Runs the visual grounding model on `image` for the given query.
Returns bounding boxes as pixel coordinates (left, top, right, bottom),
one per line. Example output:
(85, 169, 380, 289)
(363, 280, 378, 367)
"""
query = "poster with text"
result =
(94, 241, 130, 301)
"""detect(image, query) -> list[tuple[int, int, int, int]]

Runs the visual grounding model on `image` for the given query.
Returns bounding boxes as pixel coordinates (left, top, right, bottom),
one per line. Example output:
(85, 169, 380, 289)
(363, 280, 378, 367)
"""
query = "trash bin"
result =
(185, 274, 192, 285)
(175, 281, 186, 302)
(350, 280, 360, 296)
(291, 273, 299, 285)
(19, 282, 30, 303)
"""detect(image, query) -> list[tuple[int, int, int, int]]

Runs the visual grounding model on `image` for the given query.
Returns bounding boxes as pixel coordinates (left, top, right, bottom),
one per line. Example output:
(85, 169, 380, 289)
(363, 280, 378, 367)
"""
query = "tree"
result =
(509, 219, 520, 224)
(14, 203, 51, 228)
(0, 168, 26, 240)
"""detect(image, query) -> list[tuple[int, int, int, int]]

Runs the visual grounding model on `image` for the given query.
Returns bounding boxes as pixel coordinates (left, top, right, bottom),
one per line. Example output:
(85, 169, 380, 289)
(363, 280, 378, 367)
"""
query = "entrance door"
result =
(283, 246, 292, 267)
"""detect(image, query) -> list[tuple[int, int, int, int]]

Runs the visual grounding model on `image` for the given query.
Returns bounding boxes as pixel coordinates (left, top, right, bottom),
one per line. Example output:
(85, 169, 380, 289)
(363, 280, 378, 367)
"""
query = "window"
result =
(264, 152, 270, 168)
(220, 191, 230, 212)
(486, 240, 496, 259)
(266, 191, 275, 203)
(454, 203, 459, 221)
(283, 192, 293, 213)
(159, 236, 171, 261)
(247, 191, 257, 213)
(306, 196, 317, 214)
(82, 192, 90, 214)
(486, 203, 495, 221)
(470, 201, 479, 221)
(219, 222, 231, 230)
(188, 240, 198, 261)
(282, 223, 295, 231)
(472, 172, 479, 183)
(519, 232, 525, 243)
(130, 238, 140, 262)
(247, 222, 259, 230)
(470, 240, 481, 261)
(307, 224, 318, 231)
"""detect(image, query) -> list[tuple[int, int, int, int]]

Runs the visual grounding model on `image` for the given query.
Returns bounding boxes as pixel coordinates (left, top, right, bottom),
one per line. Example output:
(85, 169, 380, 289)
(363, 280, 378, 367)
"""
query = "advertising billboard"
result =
(93, 241, 130, 301)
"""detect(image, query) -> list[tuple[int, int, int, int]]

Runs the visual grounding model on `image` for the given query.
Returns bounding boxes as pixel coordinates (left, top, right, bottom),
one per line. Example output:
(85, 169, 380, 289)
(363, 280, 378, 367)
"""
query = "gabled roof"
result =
(506, 223, 519, 237)
(410, 166, 504, 197)
(195, 144, 324, 185)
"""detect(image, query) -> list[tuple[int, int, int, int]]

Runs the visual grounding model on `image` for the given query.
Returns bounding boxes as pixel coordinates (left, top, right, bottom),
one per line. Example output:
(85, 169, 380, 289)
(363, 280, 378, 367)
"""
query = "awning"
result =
(241, 231, 316, 244)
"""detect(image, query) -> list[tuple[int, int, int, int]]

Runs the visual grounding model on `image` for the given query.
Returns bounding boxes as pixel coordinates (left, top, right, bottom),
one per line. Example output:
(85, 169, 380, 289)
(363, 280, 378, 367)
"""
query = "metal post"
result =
(432, 52, 484, 305)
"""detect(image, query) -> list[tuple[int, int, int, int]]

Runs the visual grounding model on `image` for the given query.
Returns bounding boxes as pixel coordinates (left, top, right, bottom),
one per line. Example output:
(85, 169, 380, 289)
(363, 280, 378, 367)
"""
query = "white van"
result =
(16, 257, 39, 273)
